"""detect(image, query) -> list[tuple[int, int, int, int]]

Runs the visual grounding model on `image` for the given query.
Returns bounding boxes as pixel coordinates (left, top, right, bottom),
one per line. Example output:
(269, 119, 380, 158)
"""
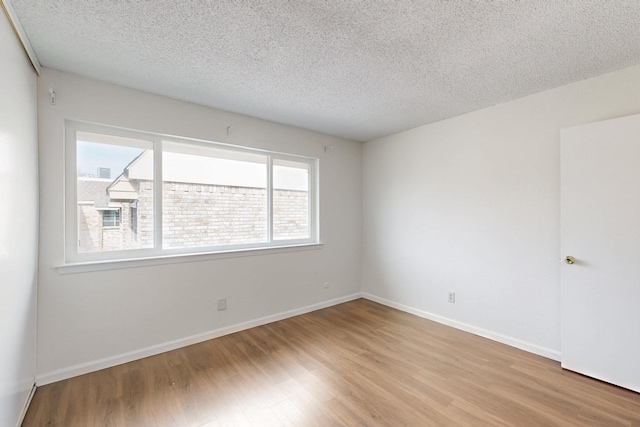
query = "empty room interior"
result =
(3, 1, 640, 426)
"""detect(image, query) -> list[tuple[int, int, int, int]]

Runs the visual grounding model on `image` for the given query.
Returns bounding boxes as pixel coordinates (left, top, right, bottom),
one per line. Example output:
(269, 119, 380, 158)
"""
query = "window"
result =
(65, 121, 318, 263)
(273, 159, 310, 240)
(101, 209, 120, 227)
(161, 141, 269, 249)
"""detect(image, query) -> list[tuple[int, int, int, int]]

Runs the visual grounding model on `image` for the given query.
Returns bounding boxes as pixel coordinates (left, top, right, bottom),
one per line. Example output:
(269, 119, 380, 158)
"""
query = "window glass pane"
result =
(162, 141, 268, 249)
(273, 159, 310, 240)
(77, 133, 154, 253)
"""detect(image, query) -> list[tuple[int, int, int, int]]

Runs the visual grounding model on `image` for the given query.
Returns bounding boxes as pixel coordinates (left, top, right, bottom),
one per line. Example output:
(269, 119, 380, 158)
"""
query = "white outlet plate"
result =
(448, 292, 456, 303)
(217, 298, 227, 311)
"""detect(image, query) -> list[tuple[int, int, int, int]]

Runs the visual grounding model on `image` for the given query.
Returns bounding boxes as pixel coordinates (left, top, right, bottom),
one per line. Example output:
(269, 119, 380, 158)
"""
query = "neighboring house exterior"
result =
(77, 150, 309, 253)
(77, 177, 137, 253)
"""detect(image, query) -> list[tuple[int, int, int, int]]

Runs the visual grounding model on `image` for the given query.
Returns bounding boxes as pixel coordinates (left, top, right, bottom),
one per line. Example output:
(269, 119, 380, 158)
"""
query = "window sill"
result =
(56, 243, 323, 274)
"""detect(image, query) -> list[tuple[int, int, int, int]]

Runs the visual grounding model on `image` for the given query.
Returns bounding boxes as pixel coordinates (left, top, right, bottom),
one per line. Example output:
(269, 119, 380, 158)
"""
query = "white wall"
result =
(362, 64, 640, 359)
(37, 68, 362, 383)
(0, 10, 38, 427)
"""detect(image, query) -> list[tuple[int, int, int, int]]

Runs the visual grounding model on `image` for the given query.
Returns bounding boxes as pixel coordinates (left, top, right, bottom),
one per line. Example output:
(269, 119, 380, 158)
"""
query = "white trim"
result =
(1, 1, 41, 74)
(362, 293, 561, 362)
(36, 293, 363, 386)
(16, 383, 36, 427)
(153, 140, 163, 250)
(57, 242, 324, 274)
(312, 159, 320, 240)
(267, 155, 273, 241)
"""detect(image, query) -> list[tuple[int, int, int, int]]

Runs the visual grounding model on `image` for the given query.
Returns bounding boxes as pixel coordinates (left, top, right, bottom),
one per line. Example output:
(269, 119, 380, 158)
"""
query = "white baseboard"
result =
(36, 293, 363, 386)
(362, 293, 561, 362)
(36, 291, 559, 386)
(16, 382, 36, 427)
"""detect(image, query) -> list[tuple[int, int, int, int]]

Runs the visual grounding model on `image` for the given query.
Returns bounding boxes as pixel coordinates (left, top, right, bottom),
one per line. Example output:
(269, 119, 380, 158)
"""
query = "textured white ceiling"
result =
(9, 1, 640, 141)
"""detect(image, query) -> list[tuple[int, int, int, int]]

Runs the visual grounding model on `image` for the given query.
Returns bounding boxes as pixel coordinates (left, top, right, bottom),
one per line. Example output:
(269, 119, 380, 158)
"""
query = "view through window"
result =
(76, 134, 154, 253)
(69, 123, 317, 261)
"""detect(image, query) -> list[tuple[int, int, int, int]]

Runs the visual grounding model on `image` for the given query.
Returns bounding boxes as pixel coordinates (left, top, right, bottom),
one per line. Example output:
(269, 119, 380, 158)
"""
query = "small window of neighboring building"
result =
(65, 121, 319, 263)
(101, 210, 120, 227)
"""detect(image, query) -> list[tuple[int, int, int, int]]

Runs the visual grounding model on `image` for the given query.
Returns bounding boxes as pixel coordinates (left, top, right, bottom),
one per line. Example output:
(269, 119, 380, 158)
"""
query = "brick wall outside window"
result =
(78, 180, 308, 252)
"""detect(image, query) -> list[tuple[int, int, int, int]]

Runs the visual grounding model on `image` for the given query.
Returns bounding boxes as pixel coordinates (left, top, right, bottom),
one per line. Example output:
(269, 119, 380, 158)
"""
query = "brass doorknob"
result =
(565, 256, 575, 265)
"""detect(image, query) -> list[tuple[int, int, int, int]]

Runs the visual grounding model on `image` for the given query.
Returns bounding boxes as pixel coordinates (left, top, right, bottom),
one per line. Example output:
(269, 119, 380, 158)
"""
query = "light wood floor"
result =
(23, 299, 640, 426)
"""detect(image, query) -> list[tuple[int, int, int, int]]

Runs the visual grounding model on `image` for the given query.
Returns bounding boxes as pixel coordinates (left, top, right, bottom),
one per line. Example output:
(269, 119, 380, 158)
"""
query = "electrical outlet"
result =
(217, 298, 227, 311)
(448, 292, 456, 303)
(324, 282, 330, 289)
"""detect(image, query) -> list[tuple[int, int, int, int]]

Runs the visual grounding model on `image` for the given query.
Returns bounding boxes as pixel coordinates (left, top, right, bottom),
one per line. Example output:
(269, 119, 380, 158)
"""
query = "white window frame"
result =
(64, 120, 319, 266)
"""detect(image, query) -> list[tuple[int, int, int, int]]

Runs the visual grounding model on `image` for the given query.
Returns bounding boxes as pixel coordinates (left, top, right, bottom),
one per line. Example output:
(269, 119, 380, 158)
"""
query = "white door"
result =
(561, 113, 640, 393)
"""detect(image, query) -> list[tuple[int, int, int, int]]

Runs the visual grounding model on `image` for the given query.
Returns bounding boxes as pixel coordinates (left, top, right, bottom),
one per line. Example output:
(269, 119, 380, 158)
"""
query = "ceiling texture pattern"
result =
(9, 0, 640, 141)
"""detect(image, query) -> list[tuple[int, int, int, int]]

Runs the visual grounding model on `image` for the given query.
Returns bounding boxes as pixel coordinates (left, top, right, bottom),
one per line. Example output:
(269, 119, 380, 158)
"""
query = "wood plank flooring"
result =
(23, 299, 640, 426)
